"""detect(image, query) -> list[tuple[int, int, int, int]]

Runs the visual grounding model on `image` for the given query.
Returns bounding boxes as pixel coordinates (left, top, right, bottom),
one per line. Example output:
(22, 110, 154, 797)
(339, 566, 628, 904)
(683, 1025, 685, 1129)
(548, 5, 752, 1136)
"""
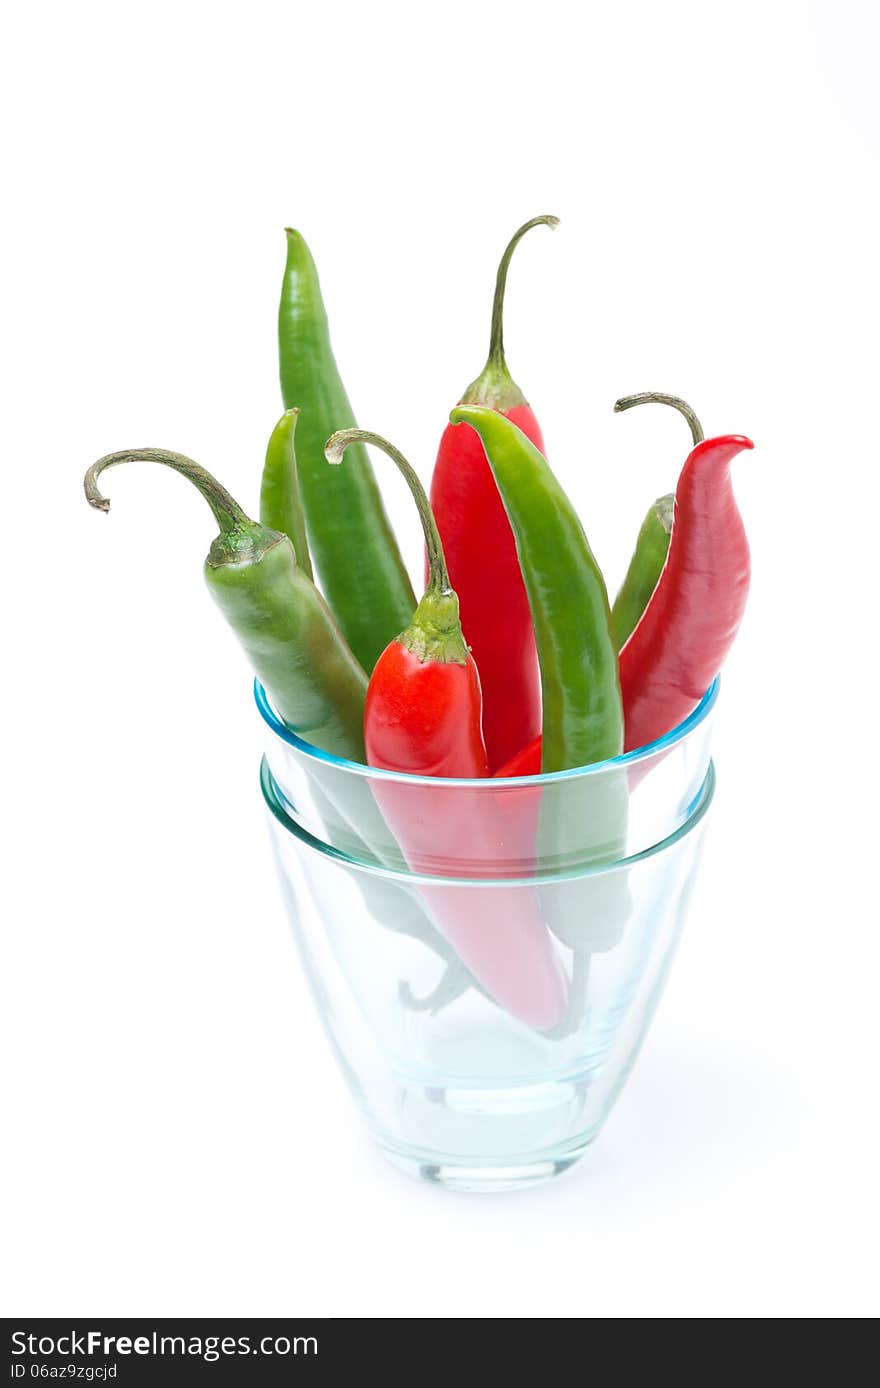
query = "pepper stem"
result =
(613, 393, 705, 447)
(325, 429, 450, 596)
(487, 215, 559, 373)
(84, 448, 252, 535)
(460, 215, 560, 410)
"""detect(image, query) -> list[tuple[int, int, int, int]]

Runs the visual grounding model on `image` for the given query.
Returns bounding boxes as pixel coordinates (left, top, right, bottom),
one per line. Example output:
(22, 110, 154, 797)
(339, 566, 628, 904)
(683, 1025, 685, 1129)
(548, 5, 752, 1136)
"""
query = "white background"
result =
(2, 0, 878, 1319)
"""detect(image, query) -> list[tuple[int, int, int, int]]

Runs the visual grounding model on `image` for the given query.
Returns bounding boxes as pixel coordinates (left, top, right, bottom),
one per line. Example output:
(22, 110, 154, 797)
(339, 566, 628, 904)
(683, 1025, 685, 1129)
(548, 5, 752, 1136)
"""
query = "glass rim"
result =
(255, 675, 719, 788)
(261, 756, 716, 886)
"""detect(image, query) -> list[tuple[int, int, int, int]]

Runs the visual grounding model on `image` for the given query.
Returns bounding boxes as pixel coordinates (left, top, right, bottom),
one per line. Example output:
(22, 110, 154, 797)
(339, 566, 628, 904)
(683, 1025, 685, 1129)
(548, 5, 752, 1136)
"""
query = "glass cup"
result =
(259, 683, 718, 1192)
(257, 677, 718, 873)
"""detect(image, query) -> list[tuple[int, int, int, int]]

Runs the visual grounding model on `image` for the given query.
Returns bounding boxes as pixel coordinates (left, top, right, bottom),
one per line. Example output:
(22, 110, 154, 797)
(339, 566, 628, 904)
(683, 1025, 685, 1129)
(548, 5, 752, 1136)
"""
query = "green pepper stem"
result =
(84, 448, 252, 535)
(325, 429, 450, 595)
(487, 215, 559, 373)
(613, 393, 704, 447)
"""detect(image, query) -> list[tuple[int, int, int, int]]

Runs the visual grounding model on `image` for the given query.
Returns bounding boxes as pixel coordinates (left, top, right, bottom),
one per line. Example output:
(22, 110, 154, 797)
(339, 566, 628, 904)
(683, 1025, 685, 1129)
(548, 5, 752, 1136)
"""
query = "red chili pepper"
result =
(496, 420, 754, 766)
(430, 215, 558, 771)
(327, 431, 489, 780)
(619, 430, 754, 752)
(325, 427, 567, 1031)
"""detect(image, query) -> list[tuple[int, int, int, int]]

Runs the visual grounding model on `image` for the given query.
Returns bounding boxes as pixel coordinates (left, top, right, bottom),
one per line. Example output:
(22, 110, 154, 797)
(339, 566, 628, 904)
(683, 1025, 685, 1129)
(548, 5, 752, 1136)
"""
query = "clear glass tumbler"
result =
(257, 677, 718, 872)
(259, 683, 718, 1192)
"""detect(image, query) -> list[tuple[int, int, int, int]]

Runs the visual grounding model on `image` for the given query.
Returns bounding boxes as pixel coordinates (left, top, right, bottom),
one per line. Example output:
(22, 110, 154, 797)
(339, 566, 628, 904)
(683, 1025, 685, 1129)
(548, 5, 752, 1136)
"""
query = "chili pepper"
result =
(616, 395, 754, 752)
(611, 394, 703, 647)
(261, 755, 475, 1018)
(325, 427, 567, 1031)
(260, 407, 313, 580)
(304, 775, 463, 953)
(275, 228, 415, 672)
(87, 428, 456, 979)
(450, 406, 630, 958)
(493, 394, 710, 773)
(84, 441, 368, 762)
(327, 429, 489, 780)
(430, 215, 558, 771)
(449, 405, 623, 772)
(611, 495, 673, 648)
(495, 470, 672, 773)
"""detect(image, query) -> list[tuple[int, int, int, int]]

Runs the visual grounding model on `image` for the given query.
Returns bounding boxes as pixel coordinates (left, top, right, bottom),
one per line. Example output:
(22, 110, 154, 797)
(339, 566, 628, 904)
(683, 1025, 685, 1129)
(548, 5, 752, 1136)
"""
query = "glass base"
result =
(370, 1061, 602, 1191)
(376, 1137, 594, 1192)
(374, 1143, 585, 1199)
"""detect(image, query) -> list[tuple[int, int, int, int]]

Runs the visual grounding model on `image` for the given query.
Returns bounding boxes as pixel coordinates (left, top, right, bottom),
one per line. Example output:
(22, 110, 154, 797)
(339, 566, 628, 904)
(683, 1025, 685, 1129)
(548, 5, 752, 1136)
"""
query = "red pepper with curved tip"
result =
(430, 215, 558, 771)
(325, 427, 567, 1031)
(619, 429, 753, 751)
(496, 406, 754, 768)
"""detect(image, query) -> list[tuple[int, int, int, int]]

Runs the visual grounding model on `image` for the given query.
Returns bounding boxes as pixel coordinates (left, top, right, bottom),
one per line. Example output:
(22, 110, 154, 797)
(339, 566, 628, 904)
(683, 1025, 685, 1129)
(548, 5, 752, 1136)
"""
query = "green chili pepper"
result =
(611, 494, 673, 648)
(260, 407, 313, 581)
(261, 757, 478, 1013)
(450, 405, 623, 771)
(610, 392, 705, 648)
(275, 229, 415, 671)
(450, 405, 630, 960)
(83, 444, 367, 762)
